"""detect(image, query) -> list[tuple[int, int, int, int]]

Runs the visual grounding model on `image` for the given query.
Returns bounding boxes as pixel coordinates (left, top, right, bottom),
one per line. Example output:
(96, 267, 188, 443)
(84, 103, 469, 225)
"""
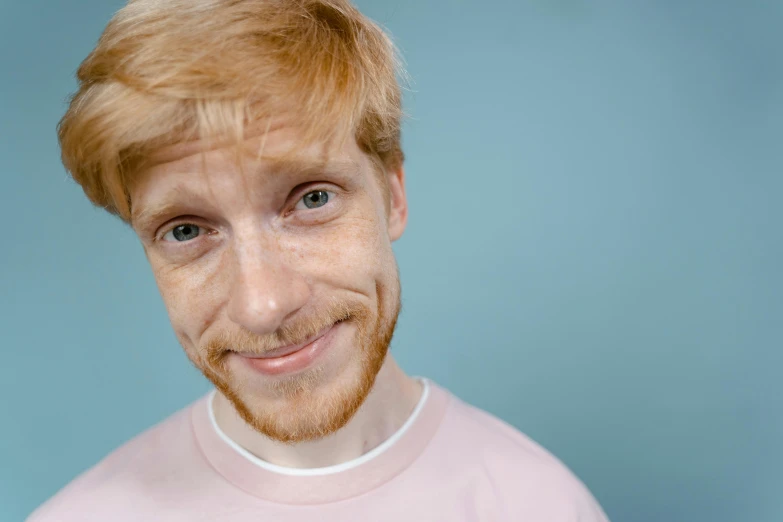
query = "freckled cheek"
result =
(285, 221, 387, 282)
(150, 263, 217, 349)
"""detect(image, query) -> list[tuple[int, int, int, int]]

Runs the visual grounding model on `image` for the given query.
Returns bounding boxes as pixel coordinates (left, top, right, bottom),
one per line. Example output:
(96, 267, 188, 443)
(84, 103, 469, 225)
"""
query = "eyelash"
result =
(289, 187, 337, 214)
(159, 187, 338, 244)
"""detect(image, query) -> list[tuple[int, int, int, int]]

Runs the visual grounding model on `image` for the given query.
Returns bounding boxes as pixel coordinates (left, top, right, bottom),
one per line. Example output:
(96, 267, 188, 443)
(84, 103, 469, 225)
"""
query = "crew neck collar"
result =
(190, 378, 450, 504)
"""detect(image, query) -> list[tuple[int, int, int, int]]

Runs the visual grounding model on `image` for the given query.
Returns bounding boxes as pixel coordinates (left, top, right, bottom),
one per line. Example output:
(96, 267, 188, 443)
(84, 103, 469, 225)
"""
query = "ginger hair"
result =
(57, 0, 406, 222)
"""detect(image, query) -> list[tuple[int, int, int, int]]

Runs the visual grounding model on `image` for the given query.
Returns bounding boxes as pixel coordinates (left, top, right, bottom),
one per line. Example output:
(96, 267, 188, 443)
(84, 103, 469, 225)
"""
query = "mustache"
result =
(203, 301, 368, 364)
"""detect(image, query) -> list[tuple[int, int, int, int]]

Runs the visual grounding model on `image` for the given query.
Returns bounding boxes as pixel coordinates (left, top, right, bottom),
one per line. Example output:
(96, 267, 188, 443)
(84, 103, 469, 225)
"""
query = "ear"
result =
(386, 165, 408, 242)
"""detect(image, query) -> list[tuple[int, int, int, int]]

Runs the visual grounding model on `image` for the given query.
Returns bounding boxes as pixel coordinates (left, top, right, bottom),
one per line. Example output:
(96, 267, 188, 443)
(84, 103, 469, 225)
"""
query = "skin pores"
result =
(130, 125, 408, 443)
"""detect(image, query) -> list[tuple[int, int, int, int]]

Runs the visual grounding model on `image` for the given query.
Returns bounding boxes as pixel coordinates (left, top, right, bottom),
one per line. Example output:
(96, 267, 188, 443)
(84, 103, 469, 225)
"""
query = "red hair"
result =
(58, 0, 406, 221)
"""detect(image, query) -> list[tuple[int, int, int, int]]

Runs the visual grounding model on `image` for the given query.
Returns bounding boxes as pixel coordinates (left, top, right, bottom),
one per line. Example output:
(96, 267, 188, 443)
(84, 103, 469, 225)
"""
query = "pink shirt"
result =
(27, 379, 609, 521)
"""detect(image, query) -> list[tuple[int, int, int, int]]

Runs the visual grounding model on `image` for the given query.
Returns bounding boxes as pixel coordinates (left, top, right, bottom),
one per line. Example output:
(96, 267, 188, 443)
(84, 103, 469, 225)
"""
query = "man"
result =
(29, 0, 609, 520)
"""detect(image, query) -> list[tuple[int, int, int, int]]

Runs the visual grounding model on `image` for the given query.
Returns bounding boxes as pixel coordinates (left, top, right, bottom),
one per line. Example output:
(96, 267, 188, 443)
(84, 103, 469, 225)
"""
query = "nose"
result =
(226, 233, 310, 336)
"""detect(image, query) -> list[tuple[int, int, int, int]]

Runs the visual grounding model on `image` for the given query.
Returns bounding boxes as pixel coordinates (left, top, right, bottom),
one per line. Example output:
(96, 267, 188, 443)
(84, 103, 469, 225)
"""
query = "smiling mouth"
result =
(231, 320, 343, 360)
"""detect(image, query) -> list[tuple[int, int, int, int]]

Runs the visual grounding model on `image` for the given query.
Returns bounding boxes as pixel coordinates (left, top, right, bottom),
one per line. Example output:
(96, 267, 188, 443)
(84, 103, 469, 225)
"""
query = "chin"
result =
(231, 349, 386, 443)
(205, 319, 390, 443)
(196, 280, 401, 442)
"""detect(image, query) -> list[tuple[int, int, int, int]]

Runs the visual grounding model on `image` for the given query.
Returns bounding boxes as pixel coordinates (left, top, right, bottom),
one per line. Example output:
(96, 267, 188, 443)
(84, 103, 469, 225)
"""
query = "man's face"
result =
(130, 124, 407, 443)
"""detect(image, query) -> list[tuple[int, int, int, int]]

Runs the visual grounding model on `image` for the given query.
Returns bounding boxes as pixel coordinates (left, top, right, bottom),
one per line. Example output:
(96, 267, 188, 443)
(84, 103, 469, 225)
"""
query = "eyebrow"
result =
(131, 201, 193, 235)
(130, 157, 362, 233)
(258, 157, 362, 182)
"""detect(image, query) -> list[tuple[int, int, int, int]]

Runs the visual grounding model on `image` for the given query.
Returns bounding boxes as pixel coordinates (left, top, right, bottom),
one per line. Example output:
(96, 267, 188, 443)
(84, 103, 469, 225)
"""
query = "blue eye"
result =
(297, 190, 332, 210)
(163, 224, 200, 242)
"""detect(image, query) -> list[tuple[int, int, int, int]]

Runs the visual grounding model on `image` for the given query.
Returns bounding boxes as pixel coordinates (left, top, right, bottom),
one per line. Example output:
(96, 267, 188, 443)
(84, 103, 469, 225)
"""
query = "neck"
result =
(211, 355, 423, 469)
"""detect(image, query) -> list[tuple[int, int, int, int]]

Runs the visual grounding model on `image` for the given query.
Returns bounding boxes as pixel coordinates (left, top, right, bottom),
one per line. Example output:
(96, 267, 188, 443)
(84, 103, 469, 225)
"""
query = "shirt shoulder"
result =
(25, 395, 210, 522)
(427, 385, 610, 521)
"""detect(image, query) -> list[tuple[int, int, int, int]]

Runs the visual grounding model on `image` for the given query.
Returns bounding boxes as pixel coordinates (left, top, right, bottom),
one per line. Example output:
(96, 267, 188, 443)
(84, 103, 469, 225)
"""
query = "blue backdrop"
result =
(1, 1, 781, 520)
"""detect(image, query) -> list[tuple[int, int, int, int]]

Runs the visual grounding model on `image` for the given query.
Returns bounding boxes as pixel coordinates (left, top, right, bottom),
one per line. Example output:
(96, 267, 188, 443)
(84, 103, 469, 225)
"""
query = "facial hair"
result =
(195, 280, 400, 444)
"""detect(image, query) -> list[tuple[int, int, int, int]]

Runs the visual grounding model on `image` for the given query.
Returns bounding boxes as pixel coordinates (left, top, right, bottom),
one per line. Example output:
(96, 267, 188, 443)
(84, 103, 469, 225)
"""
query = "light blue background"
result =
(1, 1, 781, 520)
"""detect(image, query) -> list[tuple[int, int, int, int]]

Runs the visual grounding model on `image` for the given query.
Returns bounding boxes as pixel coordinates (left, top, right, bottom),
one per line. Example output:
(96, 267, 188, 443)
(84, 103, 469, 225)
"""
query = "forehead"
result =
(129, 125, 367, 227)
(145, 121, 363, 174)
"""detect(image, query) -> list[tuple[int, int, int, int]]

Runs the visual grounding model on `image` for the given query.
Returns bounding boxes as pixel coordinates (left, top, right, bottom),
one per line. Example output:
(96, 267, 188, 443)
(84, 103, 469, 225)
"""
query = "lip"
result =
(238, 323, 336, 359)
(232, 321, 342, 376)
